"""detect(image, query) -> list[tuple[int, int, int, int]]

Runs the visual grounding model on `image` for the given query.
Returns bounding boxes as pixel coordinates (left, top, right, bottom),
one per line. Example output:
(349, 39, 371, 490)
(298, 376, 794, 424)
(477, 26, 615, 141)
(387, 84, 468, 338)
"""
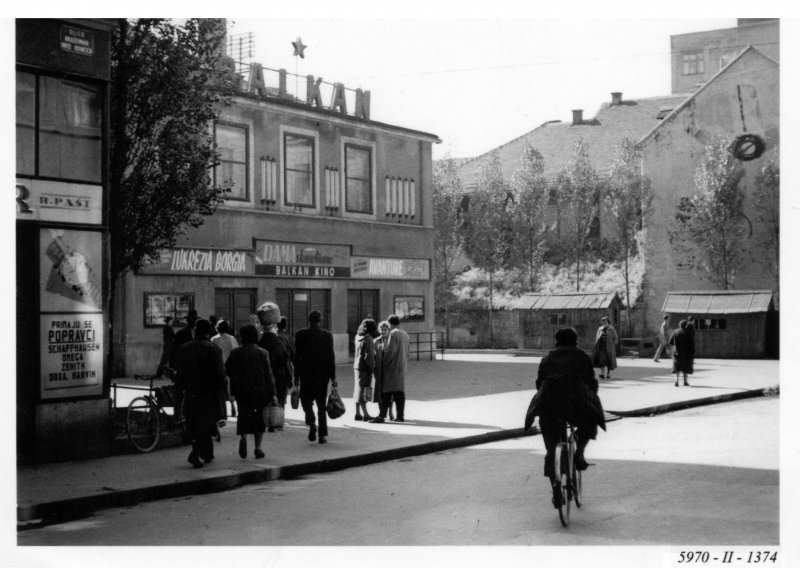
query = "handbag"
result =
(326, 386, 346, 419)
(363, 385, 373, 403)
(290, 384, 300, 410)
(266, 402, 285, 429)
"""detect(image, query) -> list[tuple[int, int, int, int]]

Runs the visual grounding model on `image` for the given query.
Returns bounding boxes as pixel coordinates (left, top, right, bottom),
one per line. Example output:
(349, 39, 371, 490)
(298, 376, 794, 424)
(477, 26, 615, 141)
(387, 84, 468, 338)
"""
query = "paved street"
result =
(18, 397, 778, 547)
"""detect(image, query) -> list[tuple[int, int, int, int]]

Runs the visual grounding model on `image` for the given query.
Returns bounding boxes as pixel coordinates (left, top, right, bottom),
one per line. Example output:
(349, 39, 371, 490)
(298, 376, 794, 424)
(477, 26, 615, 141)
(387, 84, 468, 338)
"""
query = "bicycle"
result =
(552, 420, 583, 527)
(125, 367, 187, 453)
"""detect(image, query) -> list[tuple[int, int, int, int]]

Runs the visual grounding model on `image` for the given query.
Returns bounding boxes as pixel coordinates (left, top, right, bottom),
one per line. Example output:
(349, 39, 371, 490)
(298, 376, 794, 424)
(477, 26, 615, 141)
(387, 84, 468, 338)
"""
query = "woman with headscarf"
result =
(669, 319, 694, 387)
(591, 316, 618, 380)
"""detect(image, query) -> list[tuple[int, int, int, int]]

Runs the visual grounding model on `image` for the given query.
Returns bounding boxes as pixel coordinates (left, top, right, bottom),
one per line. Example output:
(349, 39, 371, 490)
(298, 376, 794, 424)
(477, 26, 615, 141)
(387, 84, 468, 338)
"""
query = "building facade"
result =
(670, 18, 779, 94)
(639, 47, 779, 335)
(114, 63, 440, 376)
(16, 19, 116, 463)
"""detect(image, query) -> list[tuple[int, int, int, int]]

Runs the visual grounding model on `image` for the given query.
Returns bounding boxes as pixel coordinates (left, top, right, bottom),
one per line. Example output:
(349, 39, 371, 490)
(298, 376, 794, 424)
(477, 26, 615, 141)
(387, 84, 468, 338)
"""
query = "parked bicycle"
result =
(124, 367, 188, 453)
(552, 420, 583, 527)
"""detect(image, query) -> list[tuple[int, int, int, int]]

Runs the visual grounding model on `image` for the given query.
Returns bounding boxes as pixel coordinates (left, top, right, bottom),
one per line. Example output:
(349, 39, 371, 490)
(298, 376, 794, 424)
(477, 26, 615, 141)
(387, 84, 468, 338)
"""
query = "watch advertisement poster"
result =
(39, 228, 103, 312)
(40, 313, 103, 398)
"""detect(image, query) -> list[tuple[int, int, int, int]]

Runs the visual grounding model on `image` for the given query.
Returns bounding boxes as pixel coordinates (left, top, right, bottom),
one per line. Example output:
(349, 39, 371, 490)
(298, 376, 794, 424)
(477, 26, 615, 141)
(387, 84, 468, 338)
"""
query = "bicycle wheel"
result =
(127, 396, 160, 452)
(555, 442, 570, 527)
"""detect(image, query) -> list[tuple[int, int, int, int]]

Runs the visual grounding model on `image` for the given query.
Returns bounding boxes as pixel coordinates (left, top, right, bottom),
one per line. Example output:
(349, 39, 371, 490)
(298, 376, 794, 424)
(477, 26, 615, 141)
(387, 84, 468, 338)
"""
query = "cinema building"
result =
(113, 62, 440, 375)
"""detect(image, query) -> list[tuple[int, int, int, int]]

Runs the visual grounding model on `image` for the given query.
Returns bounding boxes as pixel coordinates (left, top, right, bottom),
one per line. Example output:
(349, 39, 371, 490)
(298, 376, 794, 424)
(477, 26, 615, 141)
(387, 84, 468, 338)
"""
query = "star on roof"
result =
(292, 37, 307, 59)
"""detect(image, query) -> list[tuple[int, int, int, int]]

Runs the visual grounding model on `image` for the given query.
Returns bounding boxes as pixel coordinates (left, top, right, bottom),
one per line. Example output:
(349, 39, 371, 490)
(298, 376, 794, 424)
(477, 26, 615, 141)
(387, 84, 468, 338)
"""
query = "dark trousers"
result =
(378, 391, 405, 420)
(276, 378, 289, 408)
(301, 388, 328, 437)
(540, 419, 589, 480)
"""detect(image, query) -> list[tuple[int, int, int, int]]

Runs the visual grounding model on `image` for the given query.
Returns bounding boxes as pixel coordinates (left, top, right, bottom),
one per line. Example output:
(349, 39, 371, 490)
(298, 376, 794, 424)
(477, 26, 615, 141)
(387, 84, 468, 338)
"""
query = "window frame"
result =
(214, 121, 250, 202)
(16, 67, 105, 184)
(340, 136, 377, 219)
(344, 143, 373, 214)
(681, 52, 705, 76)
(282, 129, 318, 210)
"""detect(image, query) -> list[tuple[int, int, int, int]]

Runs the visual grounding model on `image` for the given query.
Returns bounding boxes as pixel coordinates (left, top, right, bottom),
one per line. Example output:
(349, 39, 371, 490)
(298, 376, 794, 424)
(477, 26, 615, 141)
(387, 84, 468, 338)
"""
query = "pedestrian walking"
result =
(175, 319, 227, 468)
(591, 316, 618, 380)
(155, 315, 175, 377)
(670, 320, 694, 387)
(379, 314, 409, 422)
(353, 318, 378, 421)
(256, 303, 293, 431)
(212, 319, 239, 418)
(225, 324, 278, 459)
(169, 308, 199, 423)
(294, 310, 337, 444)
(369, 321, 391, 423)
(653, 315, 671, 362)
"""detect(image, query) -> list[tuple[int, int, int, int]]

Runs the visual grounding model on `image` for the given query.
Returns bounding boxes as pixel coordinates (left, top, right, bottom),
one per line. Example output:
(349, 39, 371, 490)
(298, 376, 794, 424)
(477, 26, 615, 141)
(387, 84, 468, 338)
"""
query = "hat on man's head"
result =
(256, 302, 281, 326)
(186, 309, 198, 322)
(554, 327, 578, 347)
(308, 310, 322, 324)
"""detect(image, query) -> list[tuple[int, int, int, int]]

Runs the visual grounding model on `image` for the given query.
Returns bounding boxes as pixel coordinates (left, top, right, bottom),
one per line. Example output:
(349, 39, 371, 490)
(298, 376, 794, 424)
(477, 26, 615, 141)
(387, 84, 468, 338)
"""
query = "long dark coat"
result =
(258, 332, 293, 392)
(670, 328, 695, 374)
(372, 336, 387, 402)
(176, 338, 227, 439)
(381, 327, 409, 393)
(294, 323, 336, 398)
(225, 343, 276, 434)
(526, 346, 606, 437)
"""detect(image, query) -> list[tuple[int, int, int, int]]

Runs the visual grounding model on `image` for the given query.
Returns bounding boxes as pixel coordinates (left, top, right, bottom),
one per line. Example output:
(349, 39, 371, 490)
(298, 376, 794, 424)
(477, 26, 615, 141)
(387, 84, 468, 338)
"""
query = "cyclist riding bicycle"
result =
(529, 327, 606, 507)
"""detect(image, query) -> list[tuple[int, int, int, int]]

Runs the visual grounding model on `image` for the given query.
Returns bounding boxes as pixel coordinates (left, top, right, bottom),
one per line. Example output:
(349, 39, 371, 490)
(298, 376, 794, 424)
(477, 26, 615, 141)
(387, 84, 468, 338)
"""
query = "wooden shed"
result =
(514, 292, 623, 352)
(661, 290, 777, 359)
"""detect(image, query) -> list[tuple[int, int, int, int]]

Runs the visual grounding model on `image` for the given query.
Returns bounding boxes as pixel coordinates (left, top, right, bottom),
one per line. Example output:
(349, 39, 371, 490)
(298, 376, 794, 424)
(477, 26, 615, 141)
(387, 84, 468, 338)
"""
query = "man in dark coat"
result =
(168, 309, 198, 422)
(530, 327, 606, 504)
(670, 320, 695, 387)
(175, 319, 227, 468)
(294, 310, 337, 444)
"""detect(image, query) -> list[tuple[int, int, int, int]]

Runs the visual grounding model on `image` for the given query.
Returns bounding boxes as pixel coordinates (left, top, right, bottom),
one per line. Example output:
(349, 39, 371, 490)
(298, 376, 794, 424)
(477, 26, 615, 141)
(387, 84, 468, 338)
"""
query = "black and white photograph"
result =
(6, 4, 798, 567)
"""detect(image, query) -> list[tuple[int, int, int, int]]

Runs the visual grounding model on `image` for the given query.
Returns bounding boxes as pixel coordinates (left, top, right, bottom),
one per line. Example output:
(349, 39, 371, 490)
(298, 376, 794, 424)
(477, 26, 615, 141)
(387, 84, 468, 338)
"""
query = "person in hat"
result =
(169, 309, 199, 424)
(256, 302, 293, 431)
(175, 319, 227, 468)
(531, 327, 606, 508)
(294, 310, 337, 444)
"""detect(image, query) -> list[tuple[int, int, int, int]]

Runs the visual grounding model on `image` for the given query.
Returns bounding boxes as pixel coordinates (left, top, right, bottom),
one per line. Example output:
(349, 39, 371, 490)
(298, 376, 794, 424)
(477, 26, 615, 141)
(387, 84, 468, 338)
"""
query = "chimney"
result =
(611, 92, 622, 105)
(572, 109, 583, 125)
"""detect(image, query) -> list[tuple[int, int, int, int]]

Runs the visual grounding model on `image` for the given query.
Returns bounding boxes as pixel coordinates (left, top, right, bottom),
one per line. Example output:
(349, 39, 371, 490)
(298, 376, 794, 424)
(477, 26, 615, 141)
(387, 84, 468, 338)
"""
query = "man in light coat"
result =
(653, 315, 671, 362)
(380, 314, 409, 422)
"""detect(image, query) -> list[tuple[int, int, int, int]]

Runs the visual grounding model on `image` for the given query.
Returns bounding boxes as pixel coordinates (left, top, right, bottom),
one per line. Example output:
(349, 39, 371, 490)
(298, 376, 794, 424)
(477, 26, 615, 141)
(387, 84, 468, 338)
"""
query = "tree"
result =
(752, 157, 779, 292)
(554, 138, 601, 291)
(433, 156, 465, 346)
(460, 151, 512, 348)
(672, 135, 749, 289)
(109, 18, 235, 281)
(509, 143, 549, 291)
(607, 138, 651, 334)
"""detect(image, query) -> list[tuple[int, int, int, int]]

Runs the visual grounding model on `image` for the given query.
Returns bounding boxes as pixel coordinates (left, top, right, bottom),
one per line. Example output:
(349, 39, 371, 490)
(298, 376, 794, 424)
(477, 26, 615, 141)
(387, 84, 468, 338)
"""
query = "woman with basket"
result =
(353, 319, 378, 421)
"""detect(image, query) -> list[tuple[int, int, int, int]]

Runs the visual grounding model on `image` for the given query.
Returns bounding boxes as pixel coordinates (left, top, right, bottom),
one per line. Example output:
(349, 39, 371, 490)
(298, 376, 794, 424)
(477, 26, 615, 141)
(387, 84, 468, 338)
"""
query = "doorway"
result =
(347, 289, 379, 353)
(276, 289, 331, 335)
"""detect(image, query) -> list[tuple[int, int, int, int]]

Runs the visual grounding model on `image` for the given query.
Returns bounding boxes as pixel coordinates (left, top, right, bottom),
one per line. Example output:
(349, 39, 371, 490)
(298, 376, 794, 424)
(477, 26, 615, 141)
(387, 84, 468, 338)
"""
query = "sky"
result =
(227, 16, 741, 160)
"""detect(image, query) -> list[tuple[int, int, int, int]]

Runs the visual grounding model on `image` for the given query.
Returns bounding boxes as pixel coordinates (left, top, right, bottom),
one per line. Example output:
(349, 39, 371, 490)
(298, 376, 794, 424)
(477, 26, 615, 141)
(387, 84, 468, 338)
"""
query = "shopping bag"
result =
(326, 386, 346, 419)
(266, 402, 285, 429)
(290, 385, 300, 410)
(363, 385, 373, 403)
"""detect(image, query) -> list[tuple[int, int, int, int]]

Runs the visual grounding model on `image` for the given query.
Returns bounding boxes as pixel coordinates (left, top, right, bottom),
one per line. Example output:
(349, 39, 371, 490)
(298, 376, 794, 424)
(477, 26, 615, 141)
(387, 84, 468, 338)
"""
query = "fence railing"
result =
(408, 331, 445, 361)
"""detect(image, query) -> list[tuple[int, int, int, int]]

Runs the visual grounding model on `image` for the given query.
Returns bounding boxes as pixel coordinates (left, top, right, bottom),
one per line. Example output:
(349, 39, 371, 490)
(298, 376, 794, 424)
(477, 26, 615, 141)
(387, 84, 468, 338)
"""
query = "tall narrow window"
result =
(284, 133, 315, 207)
(215, 123, 248, 200)
(345, 144, 372, 213)
(16, 71, 36, 176)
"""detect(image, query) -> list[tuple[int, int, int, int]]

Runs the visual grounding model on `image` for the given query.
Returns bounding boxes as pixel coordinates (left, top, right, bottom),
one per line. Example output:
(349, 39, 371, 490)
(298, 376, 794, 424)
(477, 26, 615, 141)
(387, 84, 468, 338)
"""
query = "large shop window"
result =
(215, 123, 248, 200)
(214, 288, 256, 335)
(345, 144, 372, 213)
(284, 133, 316, 208)
(16, 70, 103, 182)
(276, 289, 330, 335)
(144, 293, 195, 327)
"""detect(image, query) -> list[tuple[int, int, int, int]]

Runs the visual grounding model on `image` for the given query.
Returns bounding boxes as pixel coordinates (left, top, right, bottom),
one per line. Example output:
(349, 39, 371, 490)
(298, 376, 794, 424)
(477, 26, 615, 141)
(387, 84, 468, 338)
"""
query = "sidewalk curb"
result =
(17, 387, 777, 529)
(606, 386, 778, 418)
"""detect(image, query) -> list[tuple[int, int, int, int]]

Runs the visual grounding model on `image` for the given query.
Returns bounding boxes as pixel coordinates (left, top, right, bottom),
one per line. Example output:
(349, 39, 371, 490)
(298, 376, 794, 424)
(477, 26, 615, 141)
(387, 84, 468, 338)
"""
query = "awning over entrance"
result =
(661, 290, 774, 315)
(515, 292, 619, 310)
